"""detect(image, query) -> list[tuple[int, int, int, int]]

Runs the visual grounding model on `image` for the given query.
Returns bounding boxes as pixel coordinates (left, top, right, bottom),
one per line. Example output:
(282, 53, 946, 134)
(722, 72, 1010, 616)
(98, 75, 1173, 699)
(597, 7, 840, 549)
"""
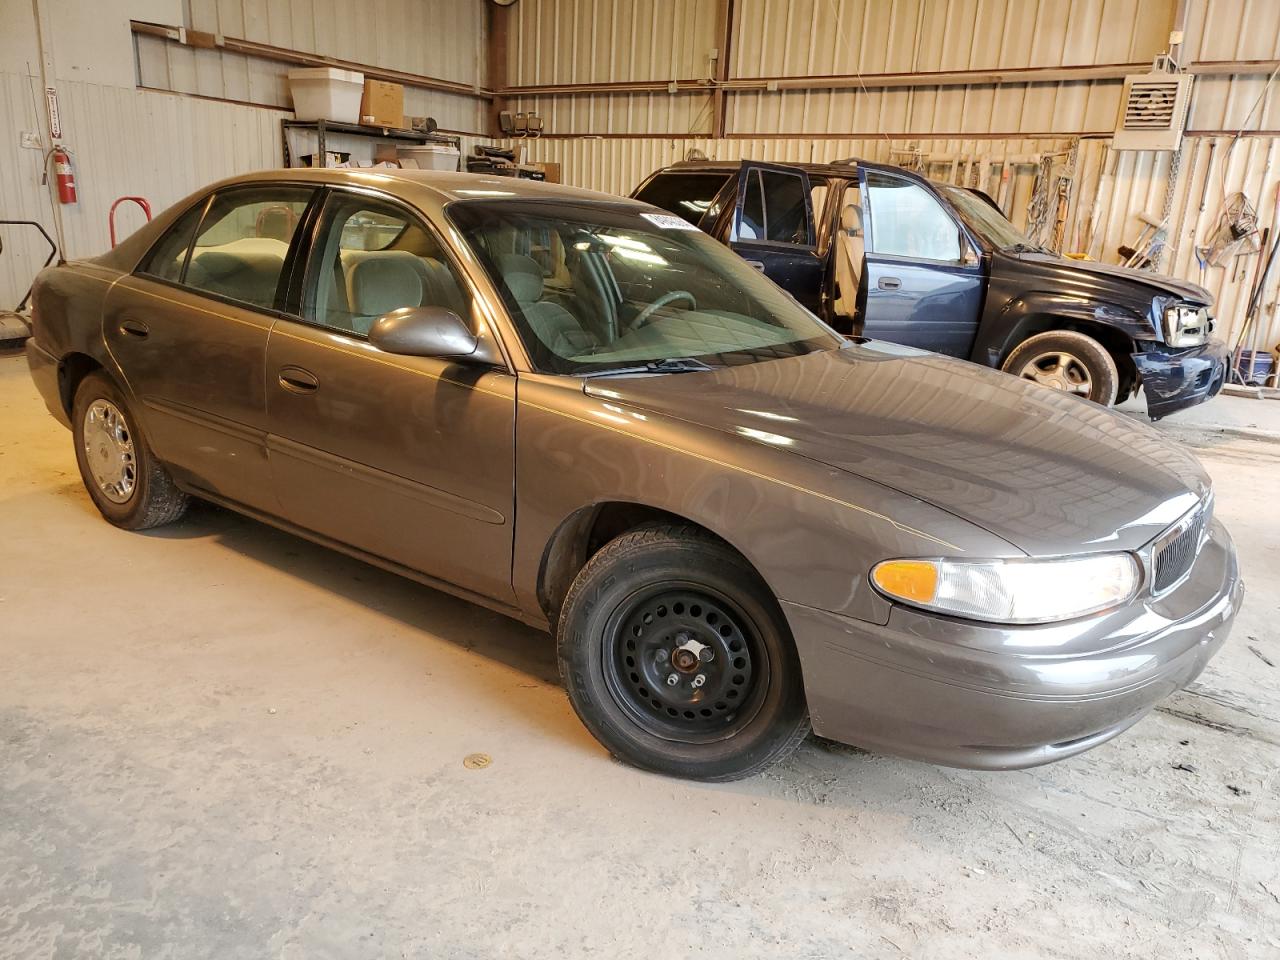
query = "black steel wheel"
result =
(558, 523, 809, 781)
(603, 585, 768, 743)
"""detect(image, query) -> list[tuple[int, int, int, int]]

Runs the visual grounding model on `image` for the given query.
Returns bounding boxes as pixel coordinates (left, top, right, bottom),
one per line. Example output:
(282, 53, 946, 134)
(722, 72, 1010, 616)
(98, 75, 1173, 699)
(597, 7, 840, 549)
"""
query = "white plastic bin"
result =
(396, 144, 461, 171)
(287, 68, 364, 123)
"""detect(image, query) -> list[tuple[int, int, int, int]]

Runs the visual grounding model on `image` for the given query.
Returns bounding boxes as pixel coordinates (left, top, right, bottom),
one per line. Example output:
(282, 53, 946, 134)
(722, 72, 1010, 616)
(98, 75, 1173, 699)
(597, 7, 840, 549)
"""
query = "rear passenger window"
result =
(737, 169, 813, 246)
(137, 200, 208, 283)
(183, 187, 314, 309)
(304, 196, 469, 337)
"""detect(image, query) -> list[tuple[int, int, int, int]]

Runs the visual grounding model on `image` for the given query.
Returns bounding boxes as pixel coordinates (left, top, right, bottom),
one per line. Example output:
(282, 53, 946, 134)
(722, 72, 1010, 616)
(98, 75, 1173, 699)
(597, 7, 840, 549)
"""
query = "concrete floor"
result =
(2, 348, 1278, 960)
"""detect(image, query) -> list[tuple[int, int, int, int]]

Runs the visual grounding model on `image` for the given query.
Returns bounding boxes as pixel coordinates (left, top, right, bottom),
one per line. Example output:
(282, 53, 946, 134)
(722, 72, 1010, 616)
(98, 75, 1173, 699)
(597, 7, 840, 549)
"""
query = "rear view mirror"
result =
(368, 306, 497, 363)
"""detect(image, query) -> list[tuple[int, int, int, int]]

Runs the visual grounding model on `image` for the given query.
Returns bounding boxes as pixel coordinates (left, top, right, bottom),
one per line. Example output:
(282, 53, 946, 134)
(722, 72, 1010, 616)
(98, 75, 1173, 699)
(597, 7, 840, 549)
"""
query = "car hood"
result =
(1008, 251, 1213, 306)
(583, 343, 1209, 555)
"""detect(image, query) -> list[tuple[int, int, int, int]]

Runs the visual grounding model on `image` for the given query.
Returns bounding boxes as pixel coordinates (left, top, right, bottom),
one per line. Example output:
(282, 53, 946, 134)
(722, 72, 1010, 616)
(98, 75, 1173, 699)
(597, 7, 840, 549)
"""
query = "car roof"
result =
(654, 159, 866, 179)
(221, 167, 639, 207)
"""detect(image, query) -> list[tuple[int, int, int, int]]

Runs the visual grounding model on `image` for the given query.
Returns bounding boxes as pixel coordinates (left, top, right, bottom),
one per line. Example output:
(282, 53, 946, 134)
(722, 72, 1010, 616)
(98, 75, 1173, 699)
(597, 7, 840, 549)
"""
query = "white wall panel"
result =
(138, 1, 489, 133)
(0, 71, 281, 310)
(187, 0, 485, 86)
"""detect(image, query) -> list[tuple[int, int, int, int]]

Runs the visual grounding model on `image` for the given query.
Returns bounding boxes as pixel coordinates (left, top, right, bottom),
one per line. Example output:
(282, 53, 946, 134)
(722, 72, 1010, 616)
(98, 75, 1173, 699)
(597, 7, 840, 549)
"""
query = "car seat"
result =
(834, 199, 865, 330)
(497, 254, 593, 356)
(346, 253, 424, 335)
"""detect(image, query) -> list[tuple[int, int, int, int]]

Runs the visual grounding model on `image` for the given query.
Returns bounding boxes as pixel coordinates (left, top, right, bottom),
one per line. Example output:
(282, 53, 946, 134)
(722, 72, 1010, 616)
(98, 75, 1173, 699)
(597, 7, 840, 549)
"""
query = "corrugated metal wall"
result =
(502, 0, 1280, 351)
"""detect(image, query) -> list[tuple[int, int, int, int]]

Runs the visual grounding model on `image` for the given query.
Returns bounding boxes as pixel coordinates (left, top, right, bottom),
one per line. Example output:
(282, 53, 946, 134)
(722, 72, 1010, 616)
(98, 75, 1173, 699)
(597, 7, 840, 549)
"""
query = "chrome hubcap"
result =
(82, 399, 136, 503)
(1017, 350, 1092, 397)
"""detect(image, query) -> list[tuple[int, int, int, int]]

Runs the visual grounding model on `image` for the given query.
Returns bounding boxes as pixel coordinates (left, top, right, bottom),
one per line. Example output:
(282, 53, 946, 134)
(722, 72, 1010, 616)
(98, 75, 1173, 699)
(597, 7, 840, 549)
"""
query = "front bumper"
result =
(1134, 337, 1228, 420)
(783, 520, 1242, 770)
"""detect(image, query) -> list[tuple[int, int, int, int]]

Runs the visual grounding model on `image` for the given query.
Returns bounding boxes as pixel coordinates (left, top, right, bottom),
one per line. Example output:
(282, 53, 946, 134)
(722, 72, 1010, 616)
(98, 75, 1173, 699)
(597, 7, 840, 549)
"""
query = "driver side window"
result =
(305, 195, 469, 337)
(864, 172, 961, 262)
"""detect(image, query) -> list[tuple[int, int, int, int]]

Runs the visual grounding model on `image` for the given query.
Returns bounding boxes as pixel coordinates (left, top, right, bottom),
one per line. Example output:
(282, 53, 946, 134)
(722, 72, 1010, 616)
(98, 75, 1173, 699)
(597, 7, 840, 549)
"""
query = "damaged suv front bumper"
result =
(1134, 337, 1228, 420)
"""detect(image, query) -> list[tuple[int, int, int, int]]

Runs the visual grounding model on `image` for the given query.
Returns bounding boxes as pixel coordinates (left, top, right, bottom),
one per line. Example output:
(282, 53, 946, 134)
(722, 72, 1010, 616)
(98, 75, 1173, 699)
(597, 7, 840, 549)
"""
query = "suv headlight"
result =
(871, 554, 1141, 624)
(1164, 303, 1210, 347)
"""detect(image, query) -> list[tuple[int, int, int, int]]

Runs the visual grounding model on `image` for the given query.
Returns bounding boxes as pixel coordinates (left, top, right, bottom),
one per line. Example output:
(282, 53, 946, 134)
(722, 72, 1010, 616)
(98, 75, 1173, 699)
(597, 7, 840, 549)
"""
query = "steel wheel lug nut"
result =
(698, 647, 713, 662)
(691, 674, 705, 688)
(655, 649, 668, 662)
(666, 673, 679, 686)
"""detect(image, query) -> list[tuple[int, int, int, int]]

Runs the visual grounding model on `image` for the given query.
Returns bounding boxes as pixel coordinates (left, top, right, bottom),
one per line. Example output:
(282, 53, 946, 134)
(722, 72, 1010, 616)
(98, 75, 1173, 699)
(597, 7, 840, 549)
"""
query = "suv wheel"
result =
(72, 371, 189, 530)
(1002, 330, 1120, 406)
(557, 523, 810, 781)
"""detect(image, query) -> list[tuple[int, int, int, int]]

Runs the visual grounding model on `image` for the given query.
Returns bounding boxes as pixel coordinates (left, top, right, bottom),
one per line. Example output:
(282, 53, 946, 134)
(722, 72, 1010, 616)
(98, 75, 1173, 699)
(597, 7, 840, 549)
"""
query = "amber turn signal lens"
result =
(871, 560, 939, 603)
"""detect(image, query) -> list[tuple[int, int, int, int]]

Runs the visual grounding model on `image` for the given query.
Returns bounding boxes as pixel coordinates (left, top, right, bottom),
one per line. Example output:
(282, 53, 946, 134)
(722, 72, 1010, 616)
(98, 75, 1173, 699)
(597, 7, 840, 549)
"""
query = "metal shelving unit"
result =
(281, 119, 461, 169)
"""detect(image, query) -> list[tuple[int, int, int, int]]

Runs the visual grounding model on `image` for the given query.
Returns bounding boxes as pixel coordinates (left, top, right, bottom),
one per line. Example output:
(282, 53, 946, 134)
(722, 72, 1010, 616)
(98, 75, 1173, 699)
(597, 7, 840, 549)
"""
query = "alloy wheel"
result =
(1016, 350, 1093, 397)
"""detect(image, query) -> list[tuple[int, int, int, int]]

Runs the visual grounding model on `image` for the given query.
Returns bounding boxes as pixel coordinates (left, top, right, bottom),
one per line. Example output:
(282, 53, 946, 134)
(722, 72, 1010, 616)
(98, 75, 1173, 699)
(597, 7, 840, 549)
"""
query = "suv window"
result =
(864, 172, 960, 262)
(737, 169, 812, 245)
(304, 194, 469, 337)
(633, 172, 732, 225)
(180, 186, 314, 309)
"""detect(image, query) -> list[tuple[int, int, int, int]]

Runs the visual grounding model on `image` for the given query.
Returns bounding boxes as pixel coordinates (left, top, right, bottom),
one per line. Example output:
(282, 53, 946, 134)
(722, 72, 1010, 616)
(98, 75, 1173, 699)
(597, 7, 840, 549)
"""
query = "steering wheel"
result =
(630, 290, 697, 330)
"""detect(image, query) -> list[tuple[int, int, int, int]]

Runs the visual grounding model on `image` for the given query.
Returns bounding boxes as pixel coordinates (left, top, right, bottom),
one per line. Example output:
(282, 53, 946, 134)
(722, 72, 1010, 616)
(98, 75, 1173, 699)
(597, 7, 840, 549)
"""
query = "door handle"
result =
(119, 318, 150, 338)
(878, 277, 901, 290)
(278, 366, 319, 394)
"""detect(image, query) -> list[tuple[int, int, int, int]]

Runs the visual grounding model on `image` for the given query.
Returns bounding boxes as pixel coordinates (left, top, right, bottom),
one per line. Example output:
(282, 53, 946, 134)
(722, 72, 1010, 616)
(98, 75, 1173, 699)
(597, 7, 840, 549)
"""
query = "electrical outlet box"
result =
(20, 131, 41, 149)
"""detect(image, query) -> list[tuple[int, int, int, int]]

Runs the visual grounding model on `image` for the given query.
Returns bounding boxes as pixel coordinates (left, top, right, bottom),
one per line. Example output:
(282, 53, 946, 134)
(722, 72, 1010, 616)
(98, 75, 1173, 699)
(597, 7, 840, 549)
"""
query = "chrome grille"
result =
(1151, 500, 1210, 594)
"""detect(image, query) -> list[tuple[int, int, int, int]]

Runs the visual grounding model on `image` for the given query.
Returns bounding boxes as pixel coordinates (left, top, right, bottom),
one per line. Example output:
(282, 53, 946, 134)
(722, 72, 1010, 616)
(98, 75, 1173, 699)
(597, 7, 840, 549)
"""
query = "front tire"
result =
(557, 523, 809, 781)
(1002, 330, 1120, 406)
(72, 371, 189, 530)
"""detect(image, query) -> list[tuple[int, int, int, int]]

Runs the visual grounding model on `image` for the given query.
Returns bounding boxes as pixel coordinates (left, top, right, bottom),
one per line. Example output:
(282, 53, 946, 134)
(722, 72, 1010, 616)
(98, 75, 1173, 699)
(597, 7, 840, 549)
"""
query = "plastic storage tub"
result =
(396, 144, 461, 171)
(288, 68, 364, 123)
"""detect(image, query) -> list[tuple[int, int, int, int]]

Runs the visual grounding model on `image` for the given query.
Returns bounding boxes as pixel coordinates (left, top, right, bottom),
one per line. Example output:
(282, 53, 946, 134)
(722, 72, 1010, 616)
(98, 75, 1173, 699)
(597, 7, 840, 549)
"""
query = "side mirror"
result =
(368, 306, 497, 363)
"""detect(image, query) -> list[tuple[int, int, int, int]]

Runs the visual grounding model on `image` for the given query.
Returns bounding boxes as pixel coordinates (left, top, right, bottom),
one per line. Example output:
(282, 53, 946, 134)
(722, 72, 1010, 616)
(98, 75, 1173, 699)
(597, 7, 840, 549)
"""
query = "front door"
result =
(858, 169, 985, 357)
(725, 161, 824, 316)
(103, 184, 316, 511)
(265, 189, 517, 603)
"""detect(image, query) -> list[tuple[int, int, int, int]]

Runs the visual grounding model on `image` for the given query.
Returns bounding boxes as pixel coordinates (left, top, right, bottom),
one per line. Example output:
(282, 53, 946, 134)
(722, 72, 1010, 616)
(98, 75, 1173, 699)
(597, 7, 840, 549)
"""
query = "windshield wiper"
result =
(1005, 241, 1047, 254)
(577, 357, 714, 379)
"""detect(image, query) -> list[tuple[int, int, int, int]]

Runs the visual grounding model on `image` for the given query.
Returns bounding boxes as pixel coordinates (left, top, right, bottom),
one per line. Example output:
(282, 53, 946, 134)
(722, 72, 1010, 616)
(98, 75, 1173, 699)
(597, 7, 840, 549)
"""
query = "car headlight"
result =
(871, 553, 1141, 624)
(1164, 304, 1210, 347)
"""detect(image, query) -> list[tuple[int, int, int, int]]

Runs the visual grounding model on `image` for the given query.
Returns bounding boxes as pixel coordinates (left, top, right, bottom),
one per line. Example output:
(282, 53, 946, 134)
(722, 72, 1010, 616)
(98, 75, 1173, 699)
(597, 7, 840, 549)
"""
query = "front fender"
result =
(511, 375, 1017, 626)
(974, 291, 1154, 366)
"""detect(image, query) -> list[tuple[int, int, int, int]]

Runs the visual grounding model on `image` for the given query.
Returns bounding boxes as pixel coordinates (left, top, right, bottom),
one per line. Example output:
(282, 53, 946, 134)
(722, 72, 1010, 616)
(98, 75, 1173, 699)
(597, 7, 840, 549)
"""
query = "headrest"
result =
(497, 253, 544, 303)
(840, 203, 862, 234)
(348, 253, 423, 317)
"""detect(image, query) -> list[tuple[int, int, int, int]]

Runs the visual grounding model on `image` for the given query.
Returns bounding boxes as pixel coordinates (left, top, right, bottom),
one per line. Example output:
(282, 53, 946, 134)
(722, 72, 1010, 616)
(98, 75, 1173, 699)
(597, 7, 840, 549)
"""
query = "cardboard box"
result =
(534, 162, 561, 183)
(360, 80, 404, 128)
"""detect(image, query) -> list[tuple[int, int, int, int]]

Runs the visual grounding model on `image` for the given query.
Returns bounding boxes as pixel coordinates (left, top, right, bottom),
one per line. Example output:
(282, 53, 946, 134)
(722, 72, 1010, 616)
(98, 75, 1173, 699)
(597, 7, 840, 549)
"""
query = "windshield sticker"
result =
(640, 212, 700, 231)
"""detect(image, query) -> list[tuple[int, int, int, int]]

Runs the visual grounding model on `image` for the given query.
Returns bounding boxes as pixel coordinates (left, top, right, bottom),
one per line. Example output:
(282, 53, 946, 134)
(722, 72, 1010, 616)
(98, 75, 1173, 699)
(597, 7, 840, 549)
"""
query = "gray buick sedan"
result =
(25, 169, 1242, 781)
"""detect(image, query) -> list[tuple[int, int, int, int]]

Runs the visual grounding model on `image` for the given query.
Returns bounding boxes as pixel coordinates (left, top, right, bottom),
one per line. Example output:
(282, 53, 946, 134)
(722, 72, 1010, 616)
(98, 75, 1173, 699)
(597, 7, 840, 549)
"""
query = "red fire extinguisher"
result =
(52, 147, 77, 204)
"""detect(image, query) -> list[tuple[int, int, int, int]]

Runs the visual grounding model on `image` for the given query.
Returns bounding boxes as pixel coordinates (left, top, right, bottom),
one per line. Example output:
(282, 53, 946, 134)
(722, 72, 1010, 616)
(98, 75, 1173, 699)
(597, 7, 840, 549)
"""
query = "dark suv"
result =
(633, 160, 1227, 418)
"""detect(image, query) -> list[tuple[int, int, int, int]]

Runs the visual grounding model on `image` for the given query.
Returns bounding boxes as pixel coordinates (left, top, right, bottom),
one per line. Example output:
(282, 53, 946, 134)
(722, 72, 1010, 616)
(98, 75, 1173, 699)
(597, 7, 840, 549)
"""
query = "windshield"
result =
(446, 200, 842, 375)
(939, 185, 1036, 251)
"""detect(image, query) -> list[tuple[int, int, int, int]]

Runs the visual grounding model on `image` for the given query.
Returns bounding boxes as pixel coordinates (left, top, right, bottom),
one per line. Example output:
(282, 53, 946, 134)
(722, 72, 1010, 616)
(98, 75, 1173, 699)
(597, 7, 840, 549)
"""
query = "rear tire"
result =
(72, 371, 189, 530)
(1002, 330, 1120, 406)
(557, 523, 809, 781)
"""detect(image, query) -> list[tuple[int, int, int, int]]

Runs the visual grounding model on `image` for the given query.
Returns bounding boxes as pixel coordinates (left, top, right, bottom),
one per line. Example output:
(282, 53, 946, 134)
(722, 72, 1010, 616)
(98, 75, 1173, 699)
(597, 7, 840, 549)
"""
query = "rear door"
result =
(103, 183, 316, 512)
(725, 161, 824, 316)
(858, 168, 985, 357)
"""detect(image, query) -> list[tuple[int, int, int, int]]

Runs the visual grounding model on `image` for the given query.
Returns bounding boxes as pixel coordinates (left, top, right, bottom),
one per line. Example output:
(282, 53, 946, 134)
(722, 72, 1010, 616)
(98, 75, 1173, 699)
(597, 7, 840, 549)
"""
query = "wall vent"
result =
(1113, 71, 1193, 151)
